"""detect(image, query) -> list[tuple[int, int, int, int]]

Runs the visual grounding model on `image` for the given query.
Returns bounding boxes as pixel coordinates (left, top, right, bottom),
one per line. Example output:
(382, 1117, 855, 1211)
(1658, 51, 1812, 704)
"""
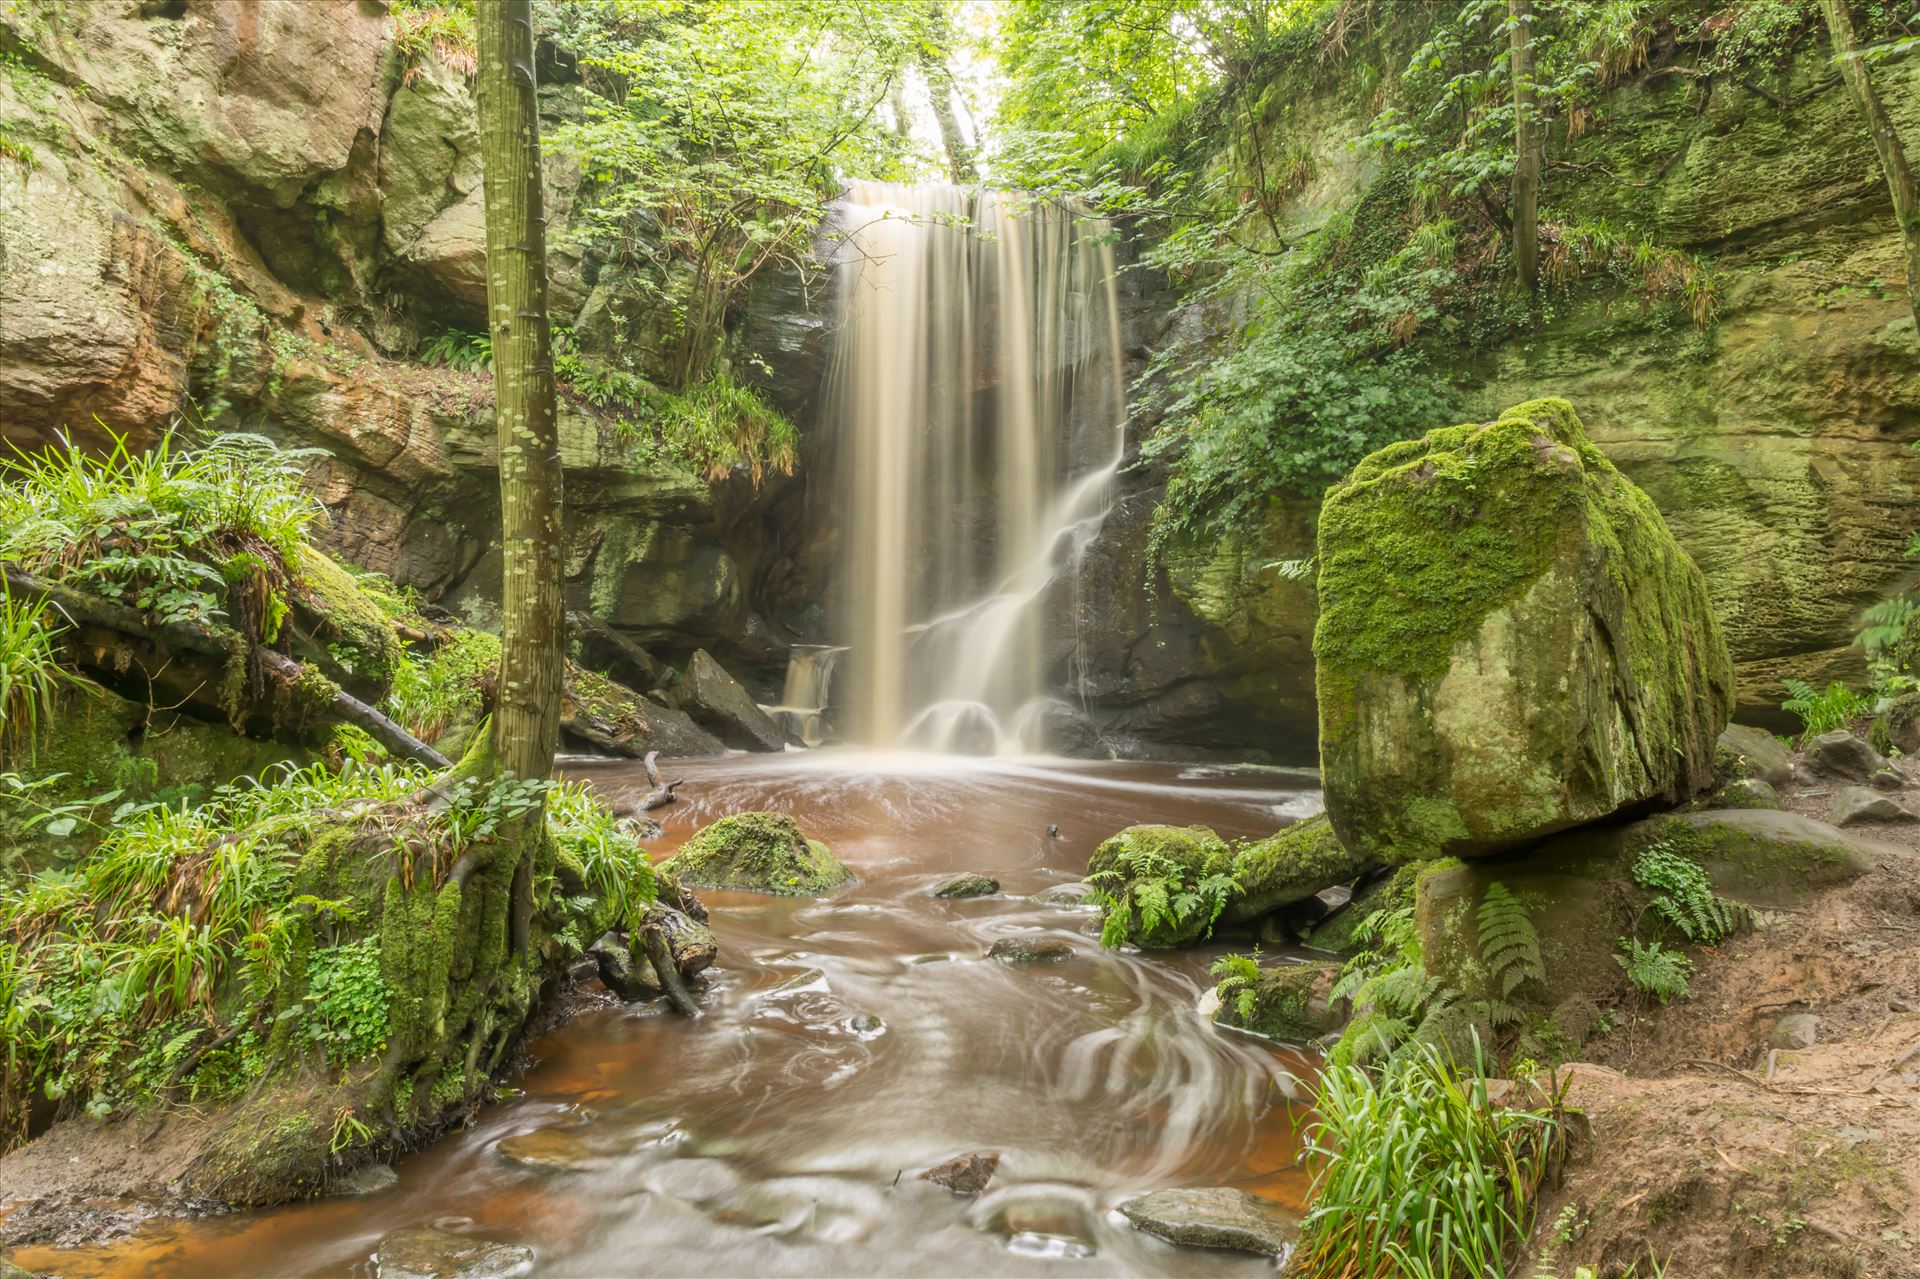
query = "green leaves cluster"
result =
(1614, 936, 1692, 1003)
(1630, 842, 1750, 944)
(1085, 840, 1240, 948)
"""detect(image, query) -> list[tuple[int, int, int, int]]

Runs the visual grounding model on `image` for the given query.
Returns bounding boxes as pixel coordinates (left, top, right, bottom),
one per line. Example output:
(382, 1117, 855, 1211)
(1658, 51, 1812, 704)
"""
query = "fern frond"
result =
(1476, 882, 1545, 997)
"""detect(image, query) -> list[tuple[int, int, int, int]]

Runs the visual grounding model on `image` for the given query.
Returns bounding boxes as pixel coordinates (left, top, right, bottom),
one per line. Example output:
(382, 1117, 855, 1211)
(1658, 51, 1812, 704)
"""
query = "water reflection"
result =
(15, 752, 1321, 1278)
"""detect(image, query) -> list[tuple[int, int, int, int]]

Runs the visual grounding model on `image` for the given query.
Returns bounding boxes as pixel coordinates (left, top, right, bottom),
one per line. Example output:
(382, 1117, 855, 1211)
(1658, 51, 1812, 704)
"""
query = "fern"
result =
(1857, 597, 1914, 662)
(1631, 844, 1750, 944)
(1476, 882, 1545, 997)
(1615, 938, 1692, 1003)
(1085, 845, 1240, 948)
(1210, 951, 1261, 1022)
(1780, 678, 1871, 746)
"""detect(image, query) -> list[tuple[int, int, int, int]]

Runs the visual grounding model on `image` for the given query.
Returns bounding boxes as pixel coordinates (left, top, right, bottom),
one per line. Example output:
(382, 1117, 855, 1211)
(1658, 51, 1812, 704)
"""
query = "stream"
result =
(20, 753, 1324, 1278)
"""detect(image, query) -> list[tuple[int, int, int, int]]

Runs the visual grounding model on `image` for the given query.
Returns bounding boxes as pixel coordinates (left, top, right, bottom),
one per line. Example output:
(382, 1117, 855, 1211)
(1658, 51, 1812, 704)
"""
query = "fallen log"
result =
(4, 564, 450, 771)
(639, 922, 701, 1018)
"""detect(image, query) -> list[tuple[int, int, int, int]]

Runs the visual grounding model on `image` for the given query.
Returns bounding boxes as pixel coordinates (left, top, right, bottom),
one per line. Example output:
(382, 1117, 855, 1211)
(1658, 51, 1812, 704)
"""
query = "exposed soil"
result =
(1524, 743, 1920, 1279)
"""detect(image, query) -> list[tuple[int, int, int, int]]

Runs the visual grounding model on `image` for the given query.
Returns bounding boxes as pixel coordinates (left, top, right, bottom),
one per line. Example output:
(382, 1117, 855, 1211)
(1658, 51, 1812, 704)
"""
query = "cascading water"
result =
(823, 183, 1127, 754)
(762, 644, 847, 748)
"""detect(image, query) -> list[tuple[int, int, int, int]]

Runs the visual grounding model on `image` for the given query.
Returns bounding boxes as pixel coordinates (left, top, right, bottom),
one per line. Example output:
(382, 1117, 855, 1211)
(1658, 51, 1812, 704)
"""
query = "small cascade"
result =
(824, 183, 1126, 754)
(762, 645, 847, 748)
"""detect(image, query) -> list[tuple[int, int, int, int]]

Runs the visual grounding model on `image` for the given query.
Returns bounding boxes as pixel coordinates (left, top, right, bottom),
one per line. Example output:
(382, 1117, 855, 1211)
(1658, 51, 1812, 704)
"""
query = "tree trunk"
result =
(919, 1, 976, 185)
(1509, 0, 1540, 293)
(1820, 0, 1920, 327)
(476, 0, 565, 787)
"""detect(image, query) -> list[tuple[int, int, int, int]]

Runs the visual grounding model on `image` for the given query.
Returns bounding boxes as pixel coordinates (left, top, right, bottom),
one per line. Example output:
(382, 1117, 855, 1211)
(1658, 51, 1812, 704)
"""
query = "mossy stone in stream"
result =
(1221, 814, 1369, 923)
(1315, 398, 1734, 863)
(665, 812, 853, 896)
(931, 872, 999, 899)
(1213, 959, 1346, 1042)
(1085, 824, 1232, 947)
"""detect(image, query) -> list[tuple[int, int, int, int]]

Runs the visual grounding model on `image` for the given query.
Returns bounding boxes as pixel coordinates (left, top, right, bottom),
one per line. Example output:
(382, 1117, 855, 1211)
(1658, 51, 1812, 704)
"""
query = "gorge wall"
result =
(2, 1, 1916, 759)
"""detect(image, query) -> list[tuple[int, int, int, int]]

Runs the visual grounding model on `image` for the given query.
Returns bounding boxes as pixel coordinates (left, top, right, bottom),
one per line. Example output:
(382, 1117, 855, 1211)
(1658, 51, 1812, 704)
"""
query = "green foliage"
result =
(1476, 882, 1545, 999)
(0, 587, 78, 767)
(1630, 842, 1750, 944)
(547, 779, 657, 937)
(1085, 839, 1240, 948)
(1292, 1040, 1566, 1279)
(0, 430, 322, 630)
(420, 328, 492, 373)
(580, 364, 799, 484)
(1780, 678, 1872, 746)
(298, 937, 390, 1066)
(391, 0, 478, 82)
(385, 629, 501, 746)
(1614, 937, 1692, 1003)
(1210, 950, 1262, 1021)
(549, 0, 944, 387)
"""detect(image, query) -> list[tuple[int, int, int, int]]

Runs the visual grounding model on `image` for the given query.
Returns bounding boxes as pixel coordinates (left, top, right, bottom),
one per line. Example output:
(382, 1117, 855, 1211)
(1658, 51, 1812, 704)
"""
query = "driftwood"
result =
(639, 923, 700, 1017)
(638, 748, 682, 810)
(4, 565, 450, 770)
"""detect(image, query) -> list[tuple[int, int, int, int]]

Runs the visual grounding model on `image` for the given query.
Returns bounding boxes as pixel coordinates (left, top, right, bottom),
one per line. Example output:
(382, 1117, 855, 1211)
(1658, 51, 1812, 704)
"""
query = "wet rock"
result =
(590, 934, 659, 1001)
(372, 1227, 533, 1278)
(498, 1128, 595, 1172)
(649, 904, 718, 977)
(1714, 777, 1783, 810)
(1716, 723, 1795, 788)
(1317, 399, 1732, 862)
(332, 1163, 399, 1196)
(1222, 814, 1369, 924)
(987, 936, 1074, 964)
(1031, 881, 1097, 907)
(920, 1151, 1000, 1196)
(1832, 785, 1918, 827)
(561, 664, 725, 761)
(1805, 730, 1888, 782)
(931, 872, 999, 899)
(567, 610, 663, 693)
(1770, 1013, 1819, 1051)
(678, 649, 785, 753)
(667, 812, 853, 896)
(976, 1184, 1098, 1245)
(1213, 959, 1346, 1042)
(1870, 768, 1906, 793)
(1118, 1186, 1300, 1256)
(1085, 825, 1232, 947)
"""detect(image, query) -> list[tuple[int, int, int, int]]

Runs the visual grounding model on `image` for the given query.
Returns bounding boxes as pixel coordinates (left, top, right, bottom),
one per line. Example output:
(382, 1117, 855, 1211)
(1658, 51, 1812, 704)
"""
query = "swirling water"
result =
(20, 753, 1323, 1278)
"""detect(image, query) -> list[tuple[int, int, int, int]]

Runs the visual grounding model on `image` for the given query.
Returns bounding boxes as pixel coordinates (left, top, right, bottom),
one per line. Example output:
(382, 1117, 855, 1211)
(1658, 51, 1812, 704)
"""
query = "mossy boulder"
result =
(665, 812, 852, 896)
(288, 546, 404, 702)
(1213, 959, 1346, 1042)
(1315, 398, 1734, 863)
(1220, 814, 1369, 923)
(1085, 824, 1233, 947)
(1872, 691, 1920, 758)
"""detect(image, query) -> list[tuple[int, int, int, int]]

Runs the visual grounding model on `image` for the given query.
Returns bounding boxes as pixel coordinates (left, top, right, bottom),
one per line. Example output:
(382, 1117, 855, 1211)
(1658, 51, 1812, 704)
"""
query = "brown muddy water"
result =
(17, 752, 1325, 1278)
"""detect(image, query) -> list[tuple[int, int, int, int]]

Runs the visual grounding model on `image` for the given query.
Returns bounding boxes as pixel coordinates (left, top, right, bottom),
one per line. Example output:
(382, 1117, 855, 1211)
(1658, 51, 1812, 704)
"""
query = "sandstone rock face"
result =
(1317, 399, 1735, 862)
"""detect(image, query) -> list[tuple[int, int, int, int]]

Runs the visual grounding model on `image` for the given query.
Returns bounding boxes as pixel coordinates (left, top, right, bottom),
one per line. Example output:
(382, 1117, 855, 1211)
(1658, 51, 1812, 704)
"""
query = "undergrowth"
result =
(0, 587, 77, 767)
(1291, 1040, 1567, 1279)
(1085, 840, 1240, 948)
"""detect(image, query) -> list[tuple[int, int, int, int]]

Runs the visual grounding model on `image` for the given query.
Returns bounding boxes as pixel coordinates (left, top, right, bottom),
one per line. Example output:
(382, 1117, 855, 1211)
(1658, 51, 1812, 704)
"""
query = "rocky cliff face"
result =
(1066, 34, 1920, 757)
(0, 0, 803, 688)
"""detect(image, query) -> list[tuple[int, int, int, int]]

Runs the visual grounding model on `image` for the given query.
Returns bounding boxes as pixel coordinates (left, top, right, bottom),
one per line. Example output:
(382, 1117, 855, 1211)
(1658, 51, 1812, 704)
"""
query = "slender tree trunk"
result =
(1509, 0, 1540, 292)
(1820, 0, 1920, 327)
(918, 1, 976, 185)
(476, 0, 564, 787)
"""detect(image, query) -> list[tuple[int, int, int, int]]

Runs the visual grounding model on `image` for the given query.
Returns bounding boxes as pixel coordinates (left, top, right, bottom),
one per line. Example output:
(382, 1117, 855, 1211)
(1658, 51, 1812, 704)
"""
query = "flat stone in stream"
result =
(986, 936, 1073, 964)
(332, 1163, 399, 1196)
(1119, 1186, 1301, 1256)
(931, 872, 999, 898)
(1030, 881, 1096, 906)
(372, 1227, 533, 1278)
(497, 1128, 596, 1172)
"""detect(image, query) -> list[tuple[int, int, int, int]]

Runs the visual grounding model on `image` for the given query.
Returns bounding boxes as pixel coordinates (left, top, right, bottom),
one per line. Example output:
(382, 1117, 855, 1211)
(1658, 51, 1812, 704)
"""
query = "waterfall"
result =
(821, 183, 1126, 754)
(763, 644, 847, 748)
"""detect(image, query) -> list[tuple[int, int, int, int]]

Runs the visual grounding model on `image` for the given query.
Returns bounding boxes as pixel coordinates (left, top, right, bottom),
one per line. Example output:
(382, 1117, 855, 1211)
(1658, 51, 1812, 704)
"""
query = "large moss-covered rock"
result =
(665, 812, 852, 896)
(1213, 959, 1346, 1042)
(1315, 398, 1735, 862)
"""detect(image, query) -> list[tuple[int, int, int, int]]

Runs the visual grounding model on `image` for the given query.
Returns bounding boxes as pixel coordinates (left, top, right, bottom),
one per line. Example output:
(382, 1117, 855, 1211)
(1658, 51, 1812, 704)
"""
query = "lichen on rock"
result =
(664, 811, 852, 896)
(1315, 397, 1735, 862)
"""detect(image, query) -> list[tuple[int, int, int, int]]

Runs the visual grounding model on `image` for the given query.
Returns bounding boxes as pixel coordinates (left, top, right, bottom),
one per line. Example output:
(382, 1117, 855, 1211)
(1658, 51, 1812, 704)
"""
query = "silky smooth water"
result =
(17, 754, 1324, 1278)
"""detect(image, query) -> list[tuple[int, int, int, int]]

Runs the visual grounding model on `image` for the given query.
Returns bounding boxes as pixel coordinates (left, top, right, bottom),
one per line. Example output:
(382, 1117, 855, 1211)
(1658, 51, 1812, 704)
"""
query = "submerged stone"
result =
(931, 872, 999, 899)
(332, 1163, 399, 1196)
(372, 1227, 533, 1279)
(497, 1128, 596, 1173)
(1118, 1186, 1300, 1256)
(665, 812, 853, 896)
(986, 936, 1073, 964)
(1315, 398, 1733, 862)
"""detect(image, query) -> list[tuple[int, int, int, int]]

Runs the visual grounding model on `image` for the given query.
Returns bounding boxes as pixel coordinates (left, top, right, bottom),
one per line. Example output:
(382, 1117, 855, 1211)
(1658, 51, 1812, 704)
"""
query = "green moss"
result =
(292, 546, 404, 696)
(1088, 824, 1233, 881)
(1225, 814, 1368, 921)
(665, 811, 853, 896)
(1215, 959, 1345, 1042)
(1646, 813, 1872, 907)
